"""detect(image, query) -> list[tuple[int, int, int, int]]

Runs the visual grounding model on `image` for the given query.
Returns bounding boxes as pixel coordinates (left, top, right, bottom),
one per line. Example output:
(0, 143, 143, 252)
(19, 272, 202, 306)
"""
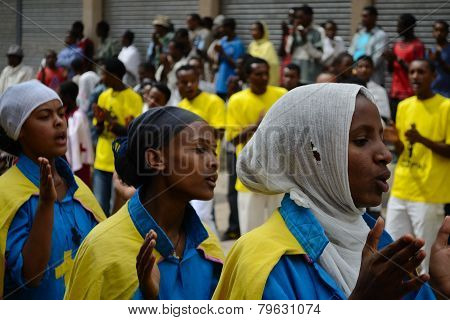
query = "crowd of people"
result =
(0, 3, 449, 301)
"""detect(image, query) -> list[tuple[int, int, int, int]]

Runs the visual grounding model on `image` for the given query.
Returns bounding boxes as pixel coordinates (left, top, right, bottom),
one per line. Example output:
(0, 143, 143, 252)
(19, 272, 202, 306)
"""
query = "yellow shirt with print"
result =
(392, 94, 450, 203)
(226, 86, 287, 192)
(178, 91, 226, 155)
(94, 88, 143, 173)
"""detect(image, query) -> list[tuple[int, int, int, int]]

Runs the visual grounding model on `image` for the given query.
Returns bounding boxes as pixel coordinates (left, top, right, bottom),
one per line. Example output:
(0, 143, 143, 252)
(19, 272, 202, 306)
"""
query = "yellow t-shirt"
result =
(226, 86, 287, 191)
(178, 91, 226, 129)
(94, 88, 143, 172)
(392, 94, 450, 203)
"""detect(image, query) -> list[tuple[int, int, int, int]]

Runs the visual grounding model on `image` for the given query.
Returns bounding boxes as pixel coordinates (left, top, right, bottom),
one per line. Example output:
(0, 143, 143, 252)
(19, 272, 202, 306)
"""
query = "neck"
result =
(366, 24, 375, 31)
(112, 83, 126, 91)
(189, 89, 202, 100)
(227, 33, 235, 41)
(437, 39, 448, 47)
(417, 90, 434, 100)
(403, 33, 415, 41)
(140, 182, 188, 236)
(251, 85, 267, 95)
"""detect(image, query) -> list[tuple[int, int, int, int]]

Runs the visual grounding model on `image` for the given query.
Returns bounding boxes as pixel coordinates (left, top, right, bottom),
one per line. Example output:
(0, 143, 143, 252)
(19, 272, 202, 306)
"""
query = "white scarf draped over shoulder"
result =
(237, 83, 377, 297)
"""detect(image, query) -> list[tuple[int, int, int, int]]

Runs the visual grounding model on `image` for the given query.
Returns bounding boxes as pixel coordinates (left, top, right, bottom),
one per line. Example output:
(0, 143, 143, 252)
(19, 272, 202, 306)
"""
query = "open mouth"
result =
(375, 171, 391, 193)
(55, 132, 67, 145)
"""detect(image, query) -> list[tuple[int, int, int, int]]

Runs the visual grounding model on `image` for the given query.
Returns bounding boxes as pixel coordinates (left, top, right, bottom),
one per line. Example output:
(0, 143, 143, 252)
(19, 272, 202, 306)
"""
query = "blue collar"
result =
(16, 154, 78, 200)
(128, 190, 209, 258)
(279, 194, 392, 261)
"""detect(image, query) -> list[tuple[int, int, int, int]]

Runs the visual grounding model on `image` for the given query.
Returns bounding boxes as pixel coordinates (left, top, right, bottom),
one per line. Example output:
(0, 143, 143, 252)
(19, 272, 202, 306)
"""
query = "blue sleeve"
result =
(403, 283, 436, 300)
(234, 40, 245, 60)
(5, 200, 49, 289)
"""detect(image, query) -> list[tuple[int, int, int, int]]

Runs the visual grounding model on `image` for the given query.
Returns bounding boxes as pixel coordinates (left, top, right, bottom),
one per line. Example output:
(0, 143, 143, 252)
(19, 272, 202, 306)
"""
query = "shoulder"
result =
(398, 96, 416, 109)
(229, 89, 250, 104)
(267, 86, 288, 96)
(204, 92, 225, 105)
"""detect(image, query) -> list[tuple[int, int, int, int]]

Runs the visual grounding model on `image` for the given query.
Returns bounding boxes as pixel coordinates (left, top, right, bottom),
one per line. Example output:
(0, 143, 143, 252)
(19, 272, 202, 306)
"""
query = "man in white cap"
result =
(146, 15, 173, 67)
(0, 45, 33, 94)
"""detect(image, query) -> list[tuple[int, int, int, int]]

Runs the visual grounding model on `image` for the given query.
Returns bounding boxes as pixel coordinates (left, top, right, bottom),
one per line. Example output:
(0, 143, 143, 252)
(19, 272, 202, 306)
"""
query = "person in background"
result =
(215, 18, 246, 100)
(118, 30, 141, 87)
(282, 63, 303, 91)
(36, 50, 67, 91)
(203, 17, 213, 31)
(349, 5, 388, 86)
(134, 62, 156, 93)
(59, 81, 93, 187)
(70, 58, 84, 85)
(177, 65, 226, 235)
(95, 21, 120, 64)
(71, 20, 94, 67)
(142, 82, 171, 112)
(322, 20, 346, 68)
(155, 40, 189, 105)
(174, 28, 196, 59)
(188, 56, 215, 93)
(57, 30, 83, 79)
(92, 59, 142, 216)
(384, 59, 450, 272)
(278, 7, 295, 85)
(226, 57, 287, 234)
(76, 63, 100, 114)
(0, 45, 33, 94)
(384, 14, 425, 121)
(206, 15, 226, 83)
(146, 15, 174, 68)
(355, 55, 390, 121)
(286, 5, 323, 85)
(186, 13, 212, 53)
(333, 52, 358, 83)
(248, 21, 280, 86)
(316, 72, 336, 83)
(429, 20, 450, 98)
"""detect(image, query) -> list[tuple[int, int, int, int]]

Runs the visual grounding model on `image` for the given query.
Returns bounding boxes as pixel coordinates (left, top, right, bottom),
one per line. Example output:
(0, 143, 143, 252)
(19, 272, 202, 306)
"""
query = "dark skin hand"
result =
(22, 157, 68, 286)
(429, 216, 450, 299)
(404, 124, 450, 159)
(349, 218, 429, 300)
(137, 230, 160, 299)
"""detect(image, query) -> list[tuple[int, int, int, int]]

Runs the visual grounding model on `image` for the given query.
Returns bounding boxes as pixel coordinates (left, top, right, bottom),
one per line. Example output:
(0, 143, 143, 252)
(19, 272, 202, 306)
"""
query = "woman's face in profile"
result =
(347, 95, 392, 208)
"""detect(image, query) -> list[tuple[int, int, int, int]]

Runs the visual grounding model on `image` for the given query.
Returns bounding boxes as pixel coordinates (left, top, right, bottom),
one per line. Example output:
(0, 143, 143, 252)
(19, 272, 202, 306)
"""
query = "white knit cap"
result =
(0, 80, 62, 140)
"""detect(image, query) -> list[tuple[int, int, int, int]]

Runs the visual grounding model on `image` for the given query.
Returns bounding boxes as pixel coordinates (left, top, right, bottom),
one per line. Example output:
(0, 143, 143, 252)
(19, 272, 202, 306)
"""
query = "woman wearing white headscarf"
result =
(213, 83, 450, 299)
(0, 80, 105, 299)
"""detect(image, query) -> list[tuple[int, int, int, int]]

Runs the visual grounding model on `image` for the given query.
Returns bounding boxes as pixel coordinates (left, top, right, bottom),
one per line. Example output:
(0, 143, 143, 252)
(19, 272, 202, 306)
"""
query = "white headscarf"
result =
(237, 83, 377, 296)
(0, 80, 61, 140)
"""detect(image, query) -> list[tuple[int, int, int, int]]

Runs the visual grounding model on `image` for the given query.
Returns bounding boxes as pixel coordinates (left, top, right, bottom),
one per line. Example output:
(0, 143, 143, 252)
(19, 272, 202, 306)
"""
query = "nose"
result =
(375, 142, 393, 165)
(207, 149, 219, 171)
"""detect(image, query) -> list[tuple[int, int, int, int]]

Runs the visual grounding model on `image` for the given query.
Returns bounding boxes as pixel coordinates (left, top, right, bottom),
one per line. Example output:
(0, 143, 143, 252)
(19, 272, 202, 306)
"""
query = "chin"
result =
(192, 190, 214, 201)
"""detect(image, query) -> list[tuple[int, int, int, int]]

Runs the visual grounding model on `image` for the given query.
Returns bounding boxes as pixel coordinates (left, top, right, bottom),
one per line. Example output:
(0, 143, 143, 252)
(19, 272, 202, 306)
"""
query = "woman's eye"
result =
(354, 138, 368, 147)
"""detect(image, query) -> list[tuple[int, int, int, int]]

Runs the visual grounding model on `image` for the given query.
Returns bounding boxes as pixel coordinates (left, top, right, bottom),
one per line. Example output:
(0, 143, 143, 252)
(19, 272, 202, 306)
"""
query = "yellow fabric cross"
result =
(55, 250, 74, 287)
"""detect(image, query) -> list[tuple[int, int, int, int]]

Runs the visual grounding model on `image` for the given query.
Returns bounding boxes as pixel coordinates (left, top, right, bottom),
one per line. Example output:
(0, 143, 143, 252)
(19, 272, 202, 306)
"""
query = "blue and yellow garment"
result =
(0, 155, 106, 299)
(213, 194, 436, 300)
(65, 190, 224, 300)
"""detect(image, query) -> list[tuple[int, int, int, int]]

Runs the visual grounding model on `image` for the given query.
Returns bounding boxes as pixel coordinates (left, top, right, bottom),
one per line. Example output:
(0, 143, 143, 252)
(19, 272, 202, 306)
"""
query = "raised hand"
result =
(38, 157, 56, 204)
(350, 218, 430, 300)
(137, 230, 160, 300)
(429, 216, 450, 299)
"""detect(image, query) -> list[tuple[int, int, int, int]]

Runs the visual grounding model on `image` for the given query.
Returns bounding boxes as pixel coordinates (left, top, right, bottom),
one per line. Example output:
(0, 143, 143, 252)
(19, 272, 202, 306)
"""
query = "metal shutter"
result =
(21, 0, 82, 70)
(220, 0, 352, 49)
(0, 0, 18, 70)
(376, 0, 450, 50)
(103, 0, 199, 60)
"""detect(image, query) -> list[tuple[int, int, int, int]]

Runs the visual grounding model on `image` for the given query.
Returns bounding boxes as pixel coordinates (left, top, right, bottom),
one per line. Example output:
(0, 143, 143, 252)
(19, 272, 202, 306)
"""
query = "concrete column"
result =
(82, 0, 102, 47)
(351, 0, 374, 35)
(198, 0, 220, 17)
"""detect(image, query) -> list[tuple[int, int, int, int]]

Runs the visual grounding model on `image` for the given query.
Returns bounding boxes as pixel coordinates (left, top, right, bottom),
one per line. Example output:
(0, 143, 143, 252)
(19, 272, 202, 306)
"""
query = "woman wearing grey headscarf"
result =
(0, 80, 105, 299)
(213, 83, 450, 299)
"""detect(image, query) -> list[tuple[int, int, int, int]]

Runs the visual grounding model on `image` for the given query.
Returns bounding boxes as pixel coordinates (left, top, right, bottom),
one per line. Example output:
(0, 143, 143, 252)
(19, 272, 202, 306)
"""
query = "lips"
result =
(55, 132, 67, 146)
(205, 174, 218, 188)
(375, 170, 391, 193)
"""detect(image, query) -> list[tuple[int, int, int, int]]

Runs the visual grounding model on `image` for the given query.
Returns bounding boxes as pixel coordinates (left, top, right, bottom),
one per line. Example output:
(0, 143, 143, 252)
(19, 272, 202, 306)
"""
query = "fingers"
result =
(434, 216, 450, 248)
(390, 238, 425, 266)
(365, 217, 384, 252)
(379, 233, 415, 259)
(400, 274, 430, 295)
(38, 157, 52, 186)
(137, 230, 157, 281)
(401, 249, 426, 275)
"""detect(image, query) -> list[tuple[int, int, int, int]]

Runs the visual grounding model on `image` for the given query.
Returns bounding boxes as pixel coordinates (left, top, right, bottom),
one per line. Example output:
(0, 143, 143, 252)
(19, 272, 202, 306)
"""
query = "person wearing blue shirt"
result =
(64, 107, 224, 300)
(214, 18, 245, 99)
(57, 30, 83, 78)
(0, 80, 105, 299)
(213, 84, 450, 300)
(429, 20, 450, 98)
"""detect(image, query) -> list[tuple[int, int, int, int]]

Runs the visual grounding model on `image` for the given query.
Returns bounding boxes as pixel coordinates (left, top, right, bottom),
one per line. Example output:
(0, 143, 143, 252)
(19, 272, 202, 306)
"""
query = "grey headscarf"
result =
(237, 83, 378, 296)
(0, 80, 62, 141)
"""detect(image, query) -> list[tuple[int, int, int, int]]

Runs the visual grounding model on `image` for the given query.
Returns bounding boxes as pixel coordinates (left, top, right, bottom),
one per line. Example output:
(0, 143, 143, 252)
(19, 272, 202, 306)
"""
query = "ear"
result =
(145, 148, 165, 171)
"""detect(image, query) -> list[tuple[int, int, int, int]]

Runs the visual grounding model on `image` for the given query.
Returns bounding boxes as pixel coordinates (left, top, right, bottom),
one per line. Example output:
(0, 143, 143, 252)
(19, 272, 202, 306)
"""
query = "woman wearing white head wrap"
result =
(0, 80, 105, 299)
(213, 83, 450, 300)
